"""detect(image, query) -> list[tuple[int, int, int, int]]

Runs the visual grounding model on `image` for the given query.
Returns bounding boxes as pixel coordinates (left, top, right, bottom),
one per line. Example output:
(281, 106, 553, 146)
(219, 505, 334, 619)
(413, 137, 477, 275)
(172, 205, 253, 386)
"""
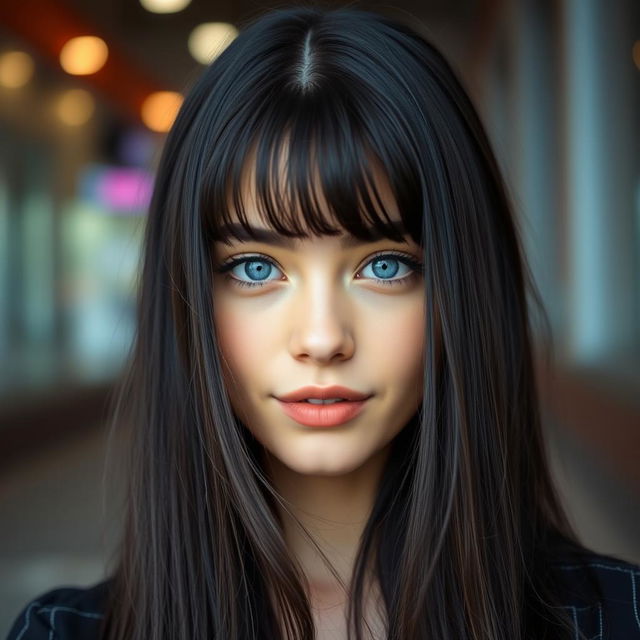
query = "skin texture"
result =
(211, 161, 425, 636)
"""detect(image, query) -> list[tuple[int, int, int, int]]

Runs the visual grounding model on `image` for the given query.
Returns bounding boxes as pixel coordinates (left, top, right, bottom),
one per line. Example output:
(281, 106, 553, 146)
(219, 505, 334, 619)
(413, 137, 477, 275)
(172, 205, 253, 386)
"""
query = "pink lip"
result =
(276, 398, 369, 428)
(276, 385, 371, 403)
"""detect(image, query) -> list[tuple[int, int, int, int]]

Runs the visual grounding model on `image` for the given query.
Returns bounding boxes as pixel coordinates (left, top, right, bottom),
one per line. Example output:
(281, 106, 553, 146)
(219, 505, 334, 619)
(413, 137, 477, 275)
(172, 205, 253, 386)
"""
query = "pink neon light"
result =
(96, 168, 153, 212)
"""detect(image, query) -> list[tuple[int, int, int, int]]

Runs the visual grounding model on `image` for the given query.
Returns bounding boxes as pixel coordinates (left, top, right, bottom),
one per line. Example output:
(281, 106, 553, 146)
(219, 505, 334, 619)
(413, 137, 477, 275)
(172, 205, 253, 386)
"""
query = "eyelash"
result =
(215, 251, 424, 289)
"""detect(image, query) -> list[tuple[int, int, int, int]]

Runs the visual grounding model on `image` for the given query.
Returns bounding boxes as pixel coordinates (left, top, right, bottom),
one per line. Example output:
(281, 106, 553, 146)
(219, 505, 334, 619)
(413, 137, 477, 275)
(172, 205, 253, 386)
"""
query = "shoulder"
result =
(549, 544, 640, 639)
(5, 580, 110, 640)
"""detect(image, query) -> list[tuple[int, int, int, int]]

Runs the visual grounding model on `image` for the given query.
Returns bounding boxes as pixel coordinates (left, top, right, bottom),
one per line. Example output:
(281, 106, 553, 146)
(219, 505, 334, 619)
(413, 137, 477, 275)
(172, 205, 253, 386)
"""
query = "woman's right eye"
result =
(216, 256, 283, 288)
(216, 251, 423, 287)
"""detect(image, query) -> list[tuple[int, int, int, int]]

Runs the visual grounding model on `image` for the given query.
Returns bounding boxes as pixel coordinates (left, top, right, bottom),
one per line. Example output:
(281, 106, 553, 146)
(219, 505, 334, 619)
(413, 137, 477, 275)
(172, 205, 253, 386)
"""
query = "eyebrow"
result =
(214, 221, 410, 248)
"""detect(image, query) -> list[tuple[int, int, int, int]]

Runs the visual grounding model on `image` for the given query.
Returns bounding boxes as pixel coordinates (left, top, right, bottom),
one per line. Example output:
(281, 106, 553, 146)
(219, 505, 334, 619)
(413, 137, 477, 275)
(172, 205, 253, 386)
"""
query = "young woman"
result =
(8, 6, 640, 640)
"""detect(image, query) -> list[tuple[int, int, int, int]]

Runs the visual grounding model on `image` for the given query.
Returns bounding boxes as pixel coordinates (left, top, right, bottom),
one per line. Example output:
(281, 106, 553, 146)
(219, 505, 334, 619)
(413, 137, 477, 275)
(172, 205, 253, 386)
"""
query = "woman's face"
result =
(211, 168, 425, 478)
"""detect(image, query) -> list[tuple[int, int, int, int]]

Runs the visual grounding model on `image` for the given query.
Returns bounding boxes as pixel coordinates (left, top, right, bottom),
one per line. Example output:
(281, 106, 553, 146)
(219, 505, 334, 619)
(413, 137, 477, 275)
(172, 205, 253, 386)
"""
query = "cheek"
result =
(215, 308, 244, 363)
(387, 308, 425, 355)
(213, 300, 268, 387)
(366, 298, 425, 389)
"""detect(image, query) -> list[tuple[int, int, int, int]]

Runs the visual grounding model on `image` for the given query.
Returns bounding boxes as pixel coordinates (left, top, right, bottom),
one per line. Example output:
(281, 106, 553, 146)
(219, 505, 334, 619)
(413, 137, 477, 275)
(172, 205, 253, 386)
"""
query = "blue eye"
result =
(216, 252, 422, 289)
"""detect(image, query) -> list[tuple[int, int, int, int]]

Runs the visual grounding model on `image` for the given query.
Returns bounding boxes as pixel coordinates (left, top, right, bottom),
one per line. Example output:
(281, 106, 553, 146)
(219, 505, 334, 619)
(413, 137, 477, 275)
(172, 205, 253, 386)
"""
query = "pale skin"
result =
(212, 161, 426, 639)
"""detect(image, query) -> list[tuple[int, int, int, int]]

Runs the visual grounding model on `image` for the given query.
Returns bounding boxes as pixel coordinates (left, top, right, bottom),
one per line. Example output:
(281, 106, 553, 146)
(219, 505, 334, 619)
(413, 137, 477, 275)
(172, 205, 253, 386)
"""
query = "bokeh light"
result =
(60, 36, 109, 75)
(0, 51, 35, 89)
(188, 22, 238, 65)
(140, 91, 183, 132)
(55, 88, 95, 126)
(139, 0, 191, 13)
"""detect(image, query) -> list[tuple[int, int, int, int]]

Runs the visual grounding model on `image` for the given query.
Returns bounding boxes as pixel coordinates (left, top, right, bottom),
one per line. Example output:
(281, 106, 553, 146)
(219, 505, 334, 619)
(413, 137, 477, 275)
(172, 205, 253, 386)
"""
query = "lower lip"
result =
(276, 399, 369, 428)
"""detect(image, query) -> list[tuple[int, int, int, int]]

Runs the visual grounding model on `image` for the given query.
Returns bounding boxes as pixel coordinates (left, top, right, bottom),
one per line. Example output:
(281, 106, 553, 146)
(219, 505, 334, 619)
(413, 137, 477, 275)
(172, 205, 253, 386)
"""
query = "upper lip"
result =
(276, 385, 372, 402)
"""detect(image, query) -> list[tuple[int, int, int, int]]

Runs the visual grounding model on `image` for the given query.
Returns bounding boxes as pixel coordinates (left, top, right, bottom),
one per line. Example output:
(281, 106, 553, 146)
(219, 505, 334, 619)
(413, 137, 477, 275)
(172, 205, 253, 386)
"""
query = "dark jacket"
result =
(6, 549, 640, 639)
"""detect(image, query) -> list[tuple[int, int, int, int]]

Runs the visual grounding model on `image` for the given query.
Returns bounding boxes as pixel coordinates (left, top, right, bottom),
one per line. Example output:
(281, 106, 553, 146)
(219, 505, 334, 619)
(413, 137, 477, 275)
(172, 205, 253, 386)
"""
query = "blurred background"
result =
(0, 0, 638, 634)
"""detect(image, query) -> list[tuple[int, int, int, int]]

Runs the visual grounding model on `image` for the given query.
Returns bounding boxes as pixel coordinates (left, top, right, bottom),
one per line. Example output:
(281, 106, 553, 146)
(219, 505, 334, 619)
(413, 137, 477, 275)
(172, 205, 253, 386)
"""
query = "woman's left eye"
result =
(216, 252, 423, 289)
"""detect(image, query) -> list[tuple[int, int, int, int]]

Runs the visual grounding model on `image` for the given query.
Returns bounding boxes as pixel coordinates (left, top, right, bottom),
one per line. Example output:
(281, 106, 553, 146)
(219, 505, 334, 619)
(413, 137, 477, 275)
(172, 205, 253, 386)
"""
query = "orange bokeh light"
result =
(60, 36, 108, 75)
(141, 91, 183, 132)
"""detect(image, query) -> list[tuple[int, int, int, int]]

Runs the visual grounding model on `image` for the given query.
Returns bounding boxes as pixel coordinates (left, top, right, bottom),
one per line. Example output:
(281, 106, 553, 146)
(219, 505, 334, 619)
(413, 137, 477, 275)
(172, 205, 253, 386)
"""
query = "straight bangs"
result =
(199, 79, 425, 249)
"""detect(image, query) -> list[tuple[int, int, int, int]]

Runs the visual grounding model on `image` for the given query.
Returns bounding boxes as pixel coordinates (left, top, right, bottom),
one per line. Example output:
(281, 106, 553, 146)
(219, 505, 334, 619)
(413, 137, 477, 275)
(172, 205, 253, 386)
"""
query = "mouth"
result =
(275, 397, 371, 428)
(276, 385, 372, 403)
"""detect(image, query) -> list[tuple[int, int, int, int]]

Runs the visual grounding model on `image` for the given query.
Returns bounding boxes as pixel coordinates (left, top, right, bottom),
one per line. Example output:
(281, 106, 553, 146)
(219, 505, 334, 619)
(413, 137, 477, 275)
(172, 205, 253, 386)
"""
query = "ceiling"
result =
(0, 0, 487, 136)
(61, 0, 480, 93)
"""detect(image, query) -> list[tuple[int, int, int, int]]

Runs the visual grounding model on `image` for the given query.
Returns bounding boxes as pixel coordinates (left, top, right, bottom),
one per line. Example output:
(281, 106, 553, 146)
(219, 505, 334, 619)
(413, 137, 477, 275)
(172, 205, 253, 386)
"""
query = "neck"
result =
(264, 444, 390, 593)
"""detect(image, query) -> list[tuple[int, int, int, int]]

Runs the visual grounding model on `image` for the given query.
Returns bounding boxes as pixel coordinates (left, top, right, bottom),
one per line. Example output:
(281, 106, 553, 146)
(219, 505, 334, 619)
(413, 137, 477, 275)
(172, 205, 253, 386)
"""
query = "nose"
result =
(287, 278, 355, 364)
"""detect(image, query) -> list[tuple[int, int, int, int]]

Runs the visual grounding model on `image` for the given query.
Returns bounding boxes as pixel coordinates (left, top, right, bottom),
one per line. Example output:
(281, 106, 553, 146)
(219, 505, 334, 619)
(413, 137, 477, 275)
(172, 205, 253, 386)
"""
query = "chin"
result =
(281, 453, 370, 477)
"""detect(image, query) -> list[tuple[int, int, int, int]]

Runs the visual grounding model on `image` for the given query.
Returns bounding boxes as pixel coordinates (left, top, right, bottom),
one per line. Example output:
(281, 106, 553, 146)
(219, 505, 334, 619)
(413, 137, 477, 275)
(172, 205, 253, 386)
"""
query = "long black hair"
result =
(104, 6, 585, 639)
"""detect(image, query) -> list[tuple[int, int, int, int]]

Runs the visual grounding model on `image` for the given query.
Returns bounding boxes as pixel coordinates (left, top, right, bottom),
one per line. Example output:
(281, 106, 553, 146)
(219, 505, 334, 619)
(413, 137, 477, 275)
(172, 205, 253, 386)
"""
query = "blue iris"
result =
(371, 258, 399, 279)
(244, 260, 272, 281)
